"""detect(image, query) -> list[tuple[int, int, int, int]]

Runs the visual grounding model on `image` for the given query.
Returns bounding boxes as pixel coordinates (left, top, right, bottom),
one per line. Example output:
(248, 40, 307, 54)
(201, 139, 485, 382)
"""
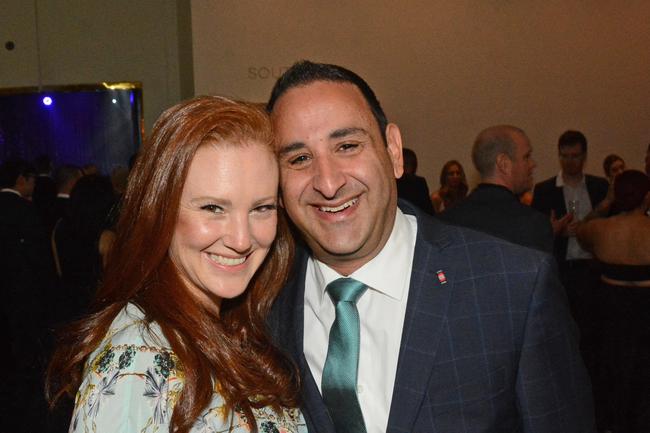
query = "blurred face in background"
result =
(509, 132, 536, 196)
(559, 143, 586, 177)
(607, 159, 626, 182)
(445, 164, 463, 188)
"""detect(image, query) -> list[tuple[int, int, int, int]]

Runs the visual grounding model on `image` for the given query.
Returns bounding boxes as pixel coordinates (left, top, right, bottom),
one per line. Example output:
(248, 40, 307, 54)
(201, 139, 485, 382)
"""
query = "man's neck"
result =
(481, 176, 512, 192)
(561, 172, 584, 187)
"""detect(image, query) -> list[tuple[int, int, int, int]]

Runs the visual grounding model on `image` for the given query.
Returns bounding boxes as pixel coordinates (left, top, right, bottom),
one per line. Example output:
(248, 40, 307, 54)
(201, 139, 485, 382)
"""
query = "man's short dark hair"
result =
(0, 159, 36, 188)
(558, 130, 587, 154)
(266, 60, 388, 143)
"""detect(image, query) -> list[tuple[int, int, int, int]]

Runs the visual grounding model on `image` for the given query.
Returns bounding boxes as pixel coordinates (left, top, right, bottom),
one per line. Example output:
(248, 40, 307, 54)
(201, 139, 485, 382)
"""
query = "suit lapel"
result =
(283, 247, 336, 433)
(386, 212, 456, 432)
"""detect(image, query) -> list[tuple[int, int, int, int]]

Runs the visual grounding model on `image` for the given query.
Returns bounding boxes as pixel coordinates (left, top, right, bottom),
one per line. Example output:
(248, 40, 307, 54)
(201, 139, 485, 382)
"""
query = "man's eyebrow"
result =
(329, 127, 369, 140)
(278, 141, 306, 156)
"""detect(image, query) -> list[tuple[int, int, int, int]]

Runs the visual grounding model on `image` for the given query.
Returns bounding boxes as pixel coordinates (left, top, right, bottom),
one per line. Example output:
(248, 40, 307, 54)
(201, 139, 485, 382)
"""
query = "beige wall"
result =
(191, 0, 650, 187)
(1, 0, 194, 132)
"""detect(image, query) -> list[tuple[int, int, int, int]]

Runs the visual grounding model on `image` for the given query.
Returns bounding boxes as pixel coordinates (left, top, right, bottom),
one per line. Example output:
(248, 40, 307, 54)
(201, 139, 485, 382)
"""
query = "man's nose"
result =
(311, 156, 346, 199)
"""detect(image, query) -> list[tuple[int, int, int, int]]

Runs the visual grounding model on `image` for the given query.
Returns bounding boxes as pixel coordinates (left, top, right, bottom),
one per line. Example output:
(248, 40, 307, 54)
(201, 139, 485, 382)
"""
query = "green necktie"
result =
(322, 278, 368, 433)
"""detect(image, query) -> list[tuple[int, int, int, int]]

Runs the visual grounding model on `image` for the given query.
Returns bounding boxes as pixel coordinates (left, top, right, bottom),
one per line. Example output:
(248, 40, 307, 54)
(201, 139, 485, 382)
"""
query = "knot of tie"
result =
(326, 278, 367, 305)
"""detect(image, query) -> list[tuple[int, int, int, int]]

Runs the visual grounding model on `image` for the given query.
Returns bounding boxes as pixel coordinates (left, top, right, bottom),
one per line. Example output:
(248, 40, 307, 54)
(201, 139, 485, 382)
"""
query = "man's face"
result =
(17, 173, 36, 198)
(559, 143, 586, 177)
(509, 133, 536, 195)
(271, 81, 403, 274)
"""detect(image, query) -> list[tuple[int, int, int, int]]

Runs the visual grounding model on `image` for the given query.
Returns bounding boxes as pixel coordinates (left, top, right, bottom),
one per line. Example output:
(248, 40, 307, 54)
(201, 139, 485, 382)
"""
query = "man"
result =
(531, 130, 609, 383)
(531, 130, 609, 264)
(267, 61, 594, 433)
(396, 148, 435, 214)
(0, 159, 55, 433)
(32, 155, 57, 229)
(52, 164, 82, 224)
(439, 125, 553, 253)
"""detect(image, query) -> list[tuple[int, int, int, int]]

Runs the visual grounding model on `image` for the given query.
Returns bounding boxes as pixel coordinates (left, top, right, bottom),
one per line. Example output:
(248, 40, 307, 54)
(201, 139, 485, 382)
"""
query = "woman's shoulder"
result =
(71, 304, 183, 432)
(95, 302, 169, 349)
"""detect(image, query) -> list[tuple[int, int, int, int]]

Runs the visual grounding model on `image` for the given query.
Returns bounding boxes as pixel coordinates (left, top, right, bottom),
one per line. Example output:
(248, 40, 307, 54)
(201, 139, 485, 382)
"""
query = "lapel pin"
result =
(436, 270, 447, 285)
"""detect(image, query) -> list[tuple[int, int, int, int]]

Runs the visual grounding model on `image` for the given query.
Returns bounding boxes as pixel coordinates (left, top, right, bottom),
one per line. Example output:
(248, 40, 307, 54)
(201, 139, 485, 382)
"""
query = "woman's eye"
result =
(288, 154, 311, 166)
(200, 204, 223, 214)
(253, 204, 277, 213)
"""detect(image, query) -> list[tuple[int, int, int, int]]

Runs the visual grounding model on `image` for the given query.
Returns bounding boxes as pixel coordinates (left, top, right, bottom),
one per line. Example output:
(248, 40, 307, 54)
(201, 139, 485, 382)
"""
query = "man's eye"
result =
(339, 143, 359, 152)
(200, 204, 223, 214)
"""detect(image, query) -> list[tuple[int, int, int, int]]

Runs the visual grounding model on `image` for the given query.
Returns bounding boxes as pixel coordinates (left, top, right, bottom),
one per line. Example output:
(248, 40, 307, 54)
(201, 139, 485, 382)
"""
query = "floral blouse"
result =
(70, 303, 306, 433)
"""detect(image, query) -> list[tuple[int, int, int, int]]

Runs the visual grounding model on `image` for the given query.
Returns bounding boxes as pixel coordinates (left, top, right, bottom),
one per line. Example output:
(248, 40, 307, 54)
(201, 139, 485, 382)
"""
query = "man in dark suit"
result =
(0, 159, 56, 433)
(396, 148, 435, 215)
(439, 125, 553, 253)
(267, 61, 594, 433)
(531, 130, 609, 265)
(531, 130, 609, 382)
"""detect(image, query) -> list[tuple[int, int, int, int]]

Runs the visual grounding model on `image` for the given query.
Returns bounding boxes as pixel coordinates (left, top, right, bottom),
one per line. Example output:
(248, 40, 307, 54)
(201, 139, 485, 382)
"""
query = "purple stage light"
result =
(42, 96, 53, 106)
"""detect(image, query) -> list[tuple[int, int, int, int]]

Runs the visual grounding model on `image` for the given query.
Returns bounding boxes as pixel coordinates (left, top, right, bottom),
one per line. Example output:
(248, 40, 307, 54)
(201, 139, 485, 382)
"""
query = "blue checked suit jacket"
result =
(269, 201, 595, 433)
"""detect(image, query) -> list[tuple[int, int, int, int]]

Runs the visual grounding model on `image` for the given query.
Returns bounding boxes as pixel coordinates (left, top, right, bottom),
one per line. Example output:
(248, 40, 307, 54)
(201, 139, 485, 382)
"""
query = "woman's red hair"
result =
(46, 96, 298, 432)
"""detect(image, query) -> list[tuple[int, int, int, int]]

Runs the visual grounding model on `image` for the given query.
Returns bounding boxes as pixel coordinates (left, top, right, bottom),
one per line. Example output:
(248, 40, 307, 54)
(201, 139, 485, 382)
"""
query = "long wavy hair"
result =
(46, 96, 299, 432)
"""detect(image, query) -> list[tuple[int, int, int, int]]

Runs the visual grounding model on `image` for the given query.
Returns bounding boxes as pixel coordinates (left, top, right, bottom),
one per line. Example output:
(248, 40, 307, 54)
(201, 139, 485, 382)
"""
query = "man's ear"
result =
(495, 153, 511, 176)
(385, 123, 404, 179)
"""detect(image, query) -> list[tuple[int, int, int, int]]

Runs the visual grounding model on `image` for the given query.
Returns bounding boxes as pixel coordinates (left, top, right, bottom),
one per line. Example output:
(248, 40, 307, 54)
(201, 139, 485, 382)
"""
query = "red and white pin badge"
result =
(436, 270, 447, 285)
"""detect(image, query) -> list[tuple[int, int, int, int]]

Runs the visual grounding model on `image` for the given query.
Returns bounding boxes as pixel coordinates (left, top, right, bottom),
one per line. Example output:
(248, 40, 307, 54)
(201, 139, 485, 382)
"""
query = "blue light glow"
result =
(42, 96, 53, 106)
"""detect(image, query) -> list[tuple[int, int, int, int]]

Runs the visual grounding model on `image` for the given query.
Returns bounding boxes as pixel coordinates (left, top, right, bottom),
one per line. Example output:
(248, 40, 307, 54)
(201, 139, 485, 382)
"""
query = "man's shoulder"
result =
(585, 174, 609, 188)
(534, 176, 558, 191)
(422, 211, 548, 260)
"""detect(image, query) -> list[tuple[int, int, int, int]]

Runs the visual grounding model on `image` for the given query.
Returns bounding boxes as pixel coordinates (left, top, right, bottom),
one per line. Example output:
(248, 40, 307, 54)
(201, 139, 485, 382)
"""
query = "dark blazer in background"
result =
(531, 174, 609, 262)
(438, 183, 554, 254)
(0, 191, 56, 433)
(269, 201, 595, 433)
(396, 173, 435, 215)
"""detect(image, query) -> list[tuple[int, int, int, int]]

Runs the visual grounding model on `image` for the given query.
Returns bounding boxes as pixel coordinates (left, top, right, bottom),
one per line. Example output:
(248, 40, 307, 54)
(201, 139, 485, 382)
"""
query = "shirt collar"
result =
(1, 188, 22, 197)
(556, 171, 585, 188)
(57, 193, 70, 198)
(310, 208, 414, 302)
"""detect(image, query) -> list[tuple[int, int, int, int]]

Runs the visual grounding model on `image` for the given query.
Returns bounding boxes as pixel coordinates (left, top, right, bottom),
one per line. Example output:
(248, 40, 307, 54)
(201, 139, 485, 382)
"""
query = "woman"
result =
(577, 170, 650, 433)
(46, 96, 304, 433)
(430, 160, 468, 213)
(52, 174, 116, 321)
(602, 153, 626, 183)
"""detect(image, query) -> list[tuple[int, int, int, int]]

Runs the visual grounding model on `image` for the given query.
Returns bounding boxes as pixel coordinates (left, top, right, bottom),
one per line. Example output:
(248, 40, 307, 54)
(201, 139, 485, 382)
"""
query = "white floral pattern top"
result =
(70, 303, 306, 433)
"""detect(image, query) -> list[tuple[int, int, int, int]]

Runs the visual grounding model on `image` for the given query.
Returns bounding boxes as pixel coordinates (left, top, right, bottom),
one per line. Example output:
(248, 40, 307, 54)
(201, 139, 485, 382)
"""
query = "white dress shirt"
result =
(303, 209, 417, 433)
(1, 188, 21, 197)
(556, 172, 593, 260)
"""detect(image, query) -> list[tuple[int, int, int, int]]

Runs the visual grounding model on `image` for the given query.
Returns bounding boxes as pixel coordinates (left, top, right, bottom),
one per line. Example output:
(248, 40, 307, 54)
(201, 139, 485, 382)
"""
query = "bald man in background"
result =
(439, 125, 553, 253)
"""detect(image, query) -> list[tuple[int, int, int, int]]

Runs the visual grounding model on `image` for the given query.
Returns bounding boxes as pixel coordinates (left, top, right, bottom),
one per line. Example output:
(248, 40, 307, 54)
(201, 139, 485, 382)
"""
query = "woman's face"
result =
(608, 159, 625, 181)
(445, 164, 463, 187)
(169, 142, 279, 312)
